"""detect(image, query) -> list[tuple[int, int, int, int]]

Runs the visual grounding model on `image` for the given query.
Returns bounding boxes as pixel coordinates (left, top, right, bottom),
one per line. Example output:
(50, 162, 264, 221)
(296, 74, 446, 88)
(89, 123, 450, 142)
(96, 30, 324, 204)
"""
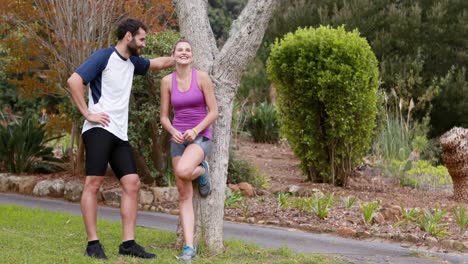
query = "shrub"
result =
(227, 150, 270, 189)
(452, 204, 468, 235)
(360, 200, 381, 225)
(245, 101, 280, 143)
(267, 26, 379, 186)
(0, 114, 63, 173)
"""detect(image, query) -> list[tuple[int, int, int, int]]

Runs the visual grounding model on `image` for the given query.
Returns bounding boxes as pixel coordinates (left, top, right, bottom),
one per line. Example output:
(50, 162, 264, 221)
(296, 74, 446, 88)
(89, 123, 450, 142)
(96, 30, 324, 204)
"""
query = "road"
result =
(1, 193, 466, 263)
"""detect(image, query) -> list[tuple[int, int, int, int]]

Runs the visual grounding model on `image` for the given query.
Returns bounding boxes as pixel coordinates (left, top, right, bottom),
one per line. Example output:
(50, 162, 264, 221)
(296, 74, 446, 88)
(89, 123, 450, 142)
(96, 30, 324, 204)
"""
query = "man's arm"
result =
(67, 73, 110, 127)
(149, 56, 175, 71)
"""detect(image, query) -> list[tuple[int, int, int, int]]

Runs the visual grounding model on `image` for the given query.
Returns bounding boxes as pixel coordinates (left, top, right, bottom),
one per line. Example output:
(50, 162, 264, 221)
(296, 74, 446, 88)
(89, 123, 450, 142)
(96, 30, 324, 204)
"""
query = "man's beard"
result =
(128, 40, 140, 56)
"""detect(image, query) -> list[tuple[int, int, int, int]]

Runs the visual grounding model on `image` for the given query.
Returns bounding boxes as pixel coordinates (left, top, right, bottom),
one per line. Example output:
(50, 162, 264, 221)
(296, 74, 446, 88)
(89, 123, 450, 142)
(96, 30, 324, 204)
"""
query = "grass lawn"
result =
(0, 205, 342, 263)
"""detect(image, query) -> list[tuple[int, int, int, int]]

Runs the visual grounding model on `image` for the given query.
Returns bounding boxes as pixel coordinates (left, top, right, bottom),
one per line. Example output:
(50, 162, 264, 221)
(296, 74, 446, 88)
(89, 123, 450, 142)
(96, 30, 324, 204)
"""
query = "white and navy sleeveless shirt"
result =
(75, 46, 150, 141)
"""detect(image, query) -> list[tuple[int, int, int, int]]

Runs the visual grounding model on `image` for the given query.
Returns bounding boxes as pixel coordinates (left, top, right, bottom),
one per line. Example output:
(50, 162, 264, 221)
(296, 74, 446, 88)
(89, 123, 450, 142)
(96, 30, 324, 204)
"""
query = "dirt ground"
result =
(227, 138, 467, 253)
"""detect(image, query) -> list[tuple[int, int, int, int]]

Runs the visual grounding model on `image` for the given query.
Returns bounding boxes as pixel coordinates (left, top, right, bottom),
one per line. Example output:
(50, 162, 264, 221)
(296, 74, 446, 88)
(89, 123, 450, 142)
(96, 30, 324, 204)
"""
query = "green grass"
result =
(0, 205, 340, 263)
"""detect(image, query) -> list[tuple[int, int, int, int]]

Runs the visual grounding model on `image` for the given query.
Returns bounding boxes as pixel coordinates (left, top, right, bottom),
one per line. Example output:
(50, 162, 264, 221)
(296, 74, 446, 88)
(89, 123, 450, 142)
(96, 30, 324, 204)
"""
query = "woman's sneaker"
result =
(177, 245, 197, 262)
(84, 242, 108, 259)
(198, 160, 212, 197)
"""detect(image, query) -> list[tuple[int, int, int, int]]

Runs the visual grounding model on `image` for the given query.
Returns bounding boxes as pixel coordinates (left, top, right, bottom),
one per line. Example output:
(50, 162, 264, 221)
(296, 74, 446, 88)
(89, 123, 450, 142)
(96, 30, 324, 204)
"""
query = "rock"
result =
(440, 239, 455, 249)
(6, 176, 22, 192)
(0, 174, 8, 192)
(227, 183, 240, 192)
(18, 177, 38, 195)
(338, 227, 356, 237)
(266, 220, 280, 225)
(426, 237, 438, 247)
(64, 181, 83, 202)
(143, 204, 151, 211)
(452, 241, 468, 252)
(170, 209, 179, 215)
(33, 179, 65, 197)
(373, 212, 385, 224)
(400, 242, 412, 248)
(288, 185, 300, 195)
(257, 220, 265, 224)
(151, 187, 179, 204)
(405, 234, 420, 243)
(150, 206, 156, 212)
(297, 187, 323, 197)
(102, 188, 122, 206)
(247, 217, 255, 223)
(48, 179, 65, 197)
(283, 220, 294, 226)
(270, 186, 288, 194)
(238, 182, 255, 197)
(356, 231, 371, 238)
(139, 190, 154, 205)
(381, 205, 401, 222)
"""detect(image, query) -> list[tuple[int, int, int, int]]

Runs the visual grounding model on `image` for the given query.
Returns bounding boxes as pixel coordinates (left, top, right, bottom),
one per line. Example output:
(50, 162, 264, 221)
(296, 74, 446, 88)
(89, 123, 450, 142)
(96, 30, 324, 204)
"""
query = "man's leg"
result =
(81, 176, 105, 240)
(119, 173, 140, 241)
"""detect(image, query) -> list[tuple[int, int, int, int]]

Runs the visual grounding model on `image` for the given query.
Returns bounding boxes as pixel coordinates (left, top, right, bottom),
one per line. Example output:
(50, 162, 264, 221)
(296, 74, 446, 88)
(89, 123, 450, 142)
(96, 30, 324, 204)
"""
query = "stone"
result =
(405, 234, 420, 243)
(6, 176, 22, 192)
(102, 188, 122, 206)
(150, 206, 156, 212)
(381, 205, 401, 222)
(337, 227, 356, 237)
(266, 220, 280, 225)
(297, 187, 323, 197)
(18, 177, 38, 195)
(0, 174, 8, 192)
(64, 181, 83, 202)
(400, 242, 412, 248)
(170, 209, 179, 215)
(373, 212, 385, 224)
(257, 220, 265, 224)
(425, 237, 438, 247)
(139, 190, 154, 205)
(143, 204, 151, 211)
(33, 180, 64, 197)
(270, 186, 288, 194)
(151, 187, 179, 204)
(247, 217, 255, 223)
(440, 239, 455, 249)
(238, 182, 255, 197)
(288, 185, 300, 195)
(227, 183, 240, 192)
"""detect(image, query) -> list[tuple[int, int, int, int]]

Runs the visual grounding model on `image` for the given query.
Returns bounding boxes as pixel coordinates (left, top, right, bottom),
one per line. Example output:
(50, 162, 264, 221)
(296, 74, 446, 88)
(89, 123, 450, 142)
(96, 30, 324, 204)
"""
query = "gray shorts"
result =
(170, 136, 212, 158)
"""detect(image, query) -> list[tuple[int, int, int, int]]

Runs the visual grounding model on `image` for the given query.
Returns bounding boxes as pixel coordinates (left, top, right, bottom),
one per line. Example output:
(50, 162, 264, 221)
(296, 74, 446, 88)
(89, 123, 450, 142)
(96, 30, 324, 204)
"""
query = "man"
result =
(68, 18, 174, 260)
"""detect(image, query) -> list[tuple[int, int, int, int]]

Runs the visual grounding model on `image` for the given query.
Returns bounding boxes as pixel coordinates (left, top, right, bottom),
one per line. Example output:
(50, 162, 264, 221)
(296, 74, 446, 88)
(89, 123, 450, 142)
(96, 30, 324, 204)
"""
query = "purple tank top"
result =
(171, 69, 212, 139)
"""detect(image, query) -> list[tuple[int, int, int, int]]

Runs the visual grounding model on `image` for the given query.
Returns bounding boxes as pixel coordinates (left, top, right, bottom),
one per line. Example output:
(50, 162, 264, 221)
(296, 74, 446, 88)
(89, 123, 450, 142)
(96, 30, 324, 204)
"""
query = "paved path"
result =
(1, 193, 466, 264)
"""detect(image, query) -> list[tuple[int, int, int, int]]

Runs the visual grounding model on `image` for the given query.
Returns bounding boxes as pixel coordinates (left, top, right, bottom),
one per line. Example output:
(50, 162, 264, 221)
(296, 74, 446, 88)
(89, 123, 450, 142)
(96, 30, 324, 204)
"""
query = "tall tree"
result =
(172, 0, 276, 253)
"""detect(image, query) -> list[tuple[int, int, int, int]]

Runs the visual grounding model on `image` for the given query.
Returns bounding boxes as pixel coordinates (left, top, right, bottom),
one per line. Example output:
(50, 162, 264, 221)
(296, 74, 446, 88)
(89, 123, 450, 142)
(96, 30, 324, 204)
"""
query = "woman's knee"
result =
(174, 166, 193, 181)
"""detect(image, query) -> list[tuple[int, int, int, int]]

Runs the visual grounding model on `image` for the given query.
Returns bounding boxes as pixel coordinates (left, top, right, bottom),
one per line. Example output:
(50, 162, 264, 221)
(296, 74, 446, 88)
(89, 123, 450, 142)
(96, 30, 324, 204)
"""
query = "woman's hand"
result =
(172, 130, 184, 144)
(183, 129, 197, 142)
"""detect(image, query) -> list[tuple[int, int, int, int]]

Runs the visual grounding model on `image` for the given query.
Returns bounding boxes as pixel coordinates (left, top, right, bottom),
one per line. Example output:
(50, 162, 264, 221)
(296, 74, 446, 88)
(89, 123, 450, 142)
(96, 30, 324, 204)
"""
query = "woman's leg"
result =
(173, 144, 205, 246)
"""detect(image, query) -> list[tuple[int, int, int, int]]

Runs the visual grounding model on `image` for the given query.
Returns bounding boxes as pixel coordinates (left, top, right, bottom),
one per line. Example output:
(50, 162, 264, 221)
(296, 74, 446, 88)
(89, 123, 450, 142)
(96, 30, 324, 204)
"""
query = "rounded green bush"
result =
(267, 26, 379, 186)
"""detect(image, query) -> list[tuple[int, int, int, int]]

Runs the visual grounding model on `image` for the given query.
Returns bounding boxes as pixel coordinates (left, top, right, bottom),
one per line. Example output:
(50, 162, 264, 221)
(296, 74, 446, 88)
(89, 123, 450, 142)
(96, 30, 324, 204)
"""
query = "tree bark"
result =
(172, 0, 277, 254)
(440, 127, 468, 203)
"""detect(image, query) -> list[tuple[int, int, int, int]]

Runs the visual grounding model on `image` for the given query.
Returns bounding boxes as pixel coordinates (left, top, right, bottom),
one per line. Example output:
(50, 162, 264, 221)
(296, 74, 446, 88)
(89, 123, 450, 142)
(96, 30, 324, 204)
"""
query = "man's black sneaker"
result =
(84, 242, 108, 259)
(118, 242, 156, 259)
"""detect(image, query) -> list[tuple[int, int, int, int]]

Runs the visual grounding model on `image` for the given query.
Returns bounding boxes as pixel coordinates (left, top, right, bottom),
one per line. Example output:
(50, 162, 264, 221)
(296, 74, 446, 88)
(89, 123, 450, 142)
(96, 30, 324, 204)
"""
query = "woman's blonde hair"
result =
(172, 38, 192, 55)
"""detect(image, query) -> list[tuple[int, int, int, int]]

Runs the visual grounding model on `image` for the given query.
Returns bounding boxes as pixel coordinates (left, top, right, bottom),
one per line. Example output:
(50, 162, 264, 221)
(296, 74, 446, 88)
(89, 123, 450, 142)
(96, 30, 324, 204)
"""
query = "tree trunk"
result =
(172, 0, 277, 254)
(133, 148, 155, 185)
(440, 127, 468, 203)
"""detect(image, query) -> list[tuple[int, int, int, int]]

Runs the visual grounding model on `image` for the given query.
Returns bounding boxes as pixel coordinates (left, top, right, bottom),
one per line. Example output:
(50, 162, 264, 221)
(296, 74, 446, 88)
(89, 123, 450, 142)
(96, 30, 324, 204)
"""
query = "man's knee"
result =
(121, 174, 141, 193)
(83, 177, 104, 193)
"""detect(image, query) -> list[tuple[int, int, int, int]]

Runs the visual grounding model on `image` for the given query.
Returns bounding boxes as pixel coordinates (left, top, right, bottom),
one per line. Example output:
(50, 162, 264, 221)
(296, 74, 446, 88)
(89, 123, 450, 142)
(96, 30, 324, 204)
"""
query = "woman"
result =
(160, 39, 219, 261)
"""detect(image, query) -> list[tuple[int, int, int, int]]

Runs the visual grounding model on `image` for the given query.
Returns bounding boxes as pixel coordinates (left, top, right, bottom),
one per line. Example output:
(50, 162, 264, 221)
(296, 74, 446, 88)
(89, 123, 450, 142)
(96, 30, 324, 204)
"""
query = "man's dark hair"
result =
(115, 18, 148, 40)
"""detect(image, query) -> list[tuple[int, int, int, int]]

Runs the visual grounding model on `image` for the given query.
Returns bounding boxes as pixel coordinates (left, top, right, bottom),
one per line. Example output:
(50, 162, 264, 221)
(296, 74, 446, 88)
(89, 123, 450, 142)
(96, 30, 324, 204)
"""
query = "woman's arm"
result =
(160, 75, 184, 143)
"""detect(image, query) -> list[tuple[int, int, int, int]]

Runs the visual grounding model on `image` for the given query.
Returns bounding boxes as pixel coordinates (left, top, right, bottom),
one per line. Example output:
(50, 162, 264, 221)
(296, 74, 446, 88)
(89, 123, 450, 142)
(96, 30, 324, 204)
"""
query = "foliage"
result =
(227, 149, 269, 189)
(231, 99, 249, 145)
(208, 0, 247, 46)
(418, 207, 449, 238)
(341, 196, 357, 209)
(237, 57, 272, 105)
(245, 102, 280, 143)
(277, 192, 291, 209)
(452, 204, 468, 235)
(261, 0, 468, 136)
(310, 193, 334, 219)
(267, 26, 379, 185)
(395, 205, 420, 228)
(0, 114, 63, 173)
(360, 200, 381, 225)
(404, 160, 451, 190)
(224, 190, 244, 208)
(0, 205, 336, 263)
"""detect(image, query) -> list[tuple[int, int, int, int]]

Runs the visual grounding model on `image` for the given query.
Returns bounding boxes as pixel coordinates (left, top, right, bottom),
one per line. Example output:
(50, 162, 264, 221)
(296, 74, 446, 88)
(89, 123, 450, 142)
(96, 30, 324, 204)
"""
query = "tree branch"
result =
(212, 0, 277, 83)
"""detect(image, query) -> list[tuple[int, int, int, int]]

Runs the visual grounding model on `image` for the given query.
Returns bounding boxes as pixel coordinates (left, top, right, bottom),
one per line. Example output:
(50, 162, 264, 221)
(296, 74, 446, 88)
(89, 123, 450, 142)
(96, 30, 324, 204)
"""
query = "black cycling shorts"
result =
(82, 128, 136, 179)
